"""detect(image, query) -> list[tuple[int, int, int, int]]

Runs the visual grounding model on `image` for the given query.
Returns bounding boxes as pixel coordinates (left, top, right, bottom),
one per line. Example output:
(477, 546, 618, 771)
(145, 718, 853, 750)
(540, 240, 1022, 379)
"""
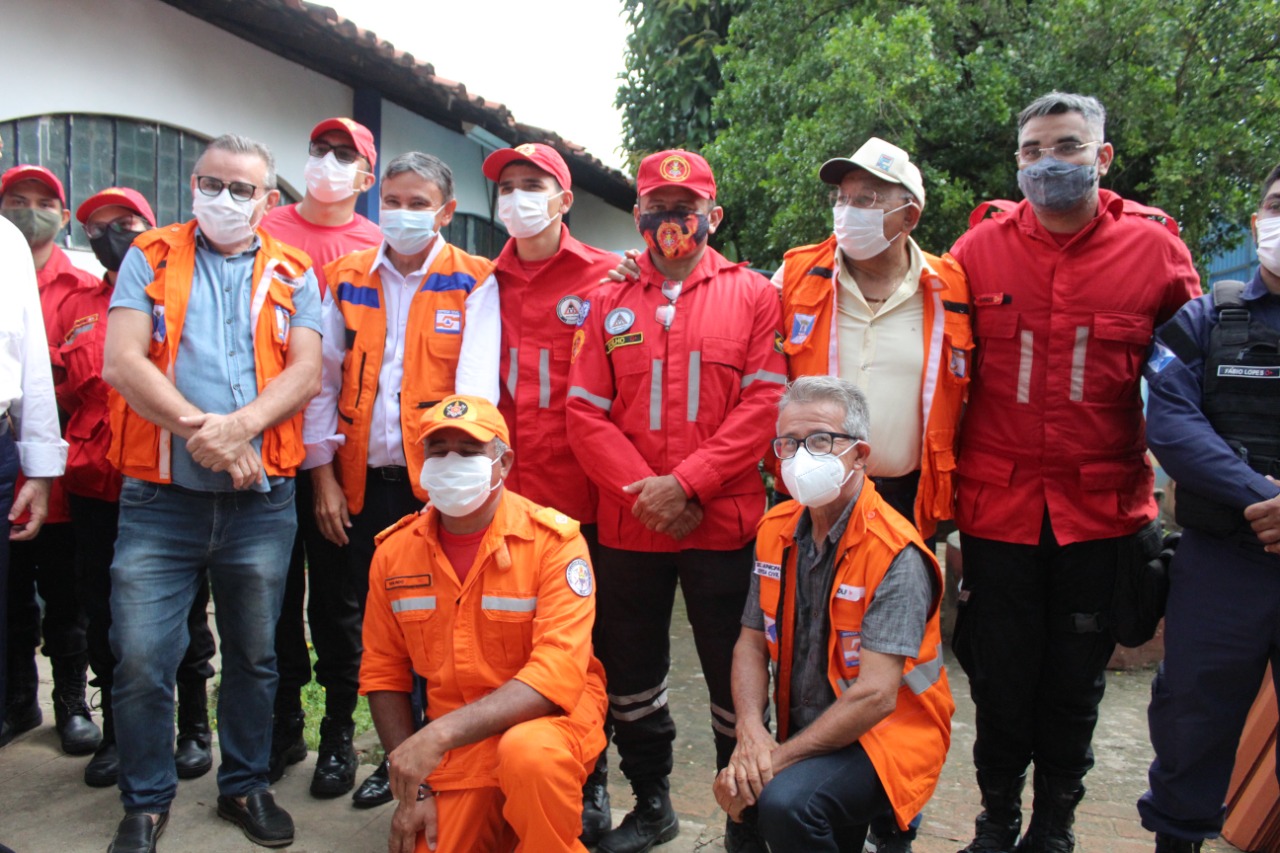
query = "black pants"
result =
(274, 469, 362, 720)
(757, 742, 891, 853)
(0, 429, 19, 732)
(69, 494, 214, 692)
(594, 541, 753, 782)
(8, 521, 84, 676)
(955, 513, 1123, 778)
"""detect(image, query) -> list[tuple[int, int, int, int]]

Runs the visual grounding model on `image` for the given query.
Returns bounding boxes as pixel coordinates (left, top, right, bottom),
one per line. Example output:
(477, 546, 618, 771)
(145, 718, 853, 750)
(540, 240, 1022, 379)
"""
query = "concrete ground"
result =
(0, 594, 1243, 853)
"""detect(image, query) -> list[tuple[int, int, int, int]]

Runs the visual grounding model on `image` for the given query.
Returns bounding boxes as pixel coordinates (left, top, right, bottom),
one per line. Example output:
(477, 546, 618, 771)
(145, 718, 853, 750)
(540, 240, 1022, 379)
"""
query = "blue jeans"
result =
(109, 477, 295, 813)
(757, 742, 892, 853)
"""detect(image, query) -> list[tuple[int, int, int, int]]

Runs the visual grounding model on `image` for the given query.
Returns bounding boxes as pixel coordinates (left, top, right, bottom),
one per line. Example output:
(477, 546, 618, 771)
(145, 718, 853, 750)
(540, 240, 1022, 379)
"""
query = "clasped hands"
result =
(179, 412, 261, 490)
(714, 725, 778, 823)
(622, 474, 702, 540)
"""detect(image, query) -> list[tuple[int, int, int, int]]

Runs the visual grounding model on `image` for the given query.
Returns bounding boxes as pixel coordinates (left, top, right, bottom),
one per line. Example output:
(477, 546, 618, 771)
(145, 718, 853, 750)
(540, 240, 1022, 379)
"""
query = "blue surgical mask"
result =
(1016, 156, 1098, 212)
(380, 208, 438, 255)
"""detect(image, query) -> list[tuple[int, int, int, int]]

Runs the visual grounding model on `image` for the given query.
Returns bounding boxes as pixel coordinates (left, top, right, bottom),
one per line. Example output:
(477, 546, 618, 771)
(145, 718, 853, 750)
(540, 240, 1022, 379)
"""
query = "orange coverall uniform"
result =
(360, 490, 608, 853)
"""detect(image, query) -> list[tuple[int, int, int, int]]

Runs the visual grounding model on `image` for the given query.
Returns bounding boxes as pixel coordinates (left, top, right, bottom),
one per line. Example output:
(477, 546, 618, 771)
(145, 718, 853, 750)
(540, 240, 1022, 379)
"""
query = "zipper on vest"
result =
(352, 352, 368, 410)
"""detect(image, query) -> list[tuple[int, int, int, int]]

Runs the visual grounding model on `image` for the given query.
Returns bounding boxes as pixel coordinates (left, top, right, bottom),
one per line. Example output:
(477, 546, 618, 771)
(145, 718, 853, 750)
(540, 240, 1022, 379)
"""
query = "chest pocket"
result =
(609, 344, 652, 425)
(1083, 312, 1152, 403)
(391, 595, 443, 678)
(480, 593, 537, 670)
(973, 306, 1021, 402)
(692, 336, 747, 425)
(830, 584, 869, 686)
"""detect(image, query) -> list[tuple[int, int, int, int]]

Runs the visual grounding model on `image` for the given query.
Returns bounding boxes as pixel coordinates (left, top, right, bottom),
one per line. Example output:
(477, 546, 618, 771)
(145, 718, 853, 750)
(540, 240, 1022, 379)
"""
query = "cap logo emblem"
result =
(659, 155, 691, 182)
(516, 143, 538, 156)
(875, 154, 894, 172)
(443, 400, 469, 419)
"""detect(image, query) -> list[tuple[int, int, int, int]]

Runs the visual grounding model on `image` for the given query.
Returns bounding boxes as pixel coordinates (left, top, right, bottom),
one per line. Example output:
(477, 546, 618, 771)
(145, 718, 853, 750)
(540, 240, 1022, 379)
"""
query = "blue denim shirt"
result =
(112, 227, 321, 493)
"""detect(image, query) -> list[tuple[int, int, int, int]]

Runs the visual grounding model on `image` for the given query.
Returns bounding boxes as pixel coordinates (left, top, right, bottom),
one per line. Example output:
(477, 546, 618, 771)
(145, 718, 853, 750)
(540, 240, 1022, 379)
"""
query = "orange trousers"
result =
(416, 714, 606, 853)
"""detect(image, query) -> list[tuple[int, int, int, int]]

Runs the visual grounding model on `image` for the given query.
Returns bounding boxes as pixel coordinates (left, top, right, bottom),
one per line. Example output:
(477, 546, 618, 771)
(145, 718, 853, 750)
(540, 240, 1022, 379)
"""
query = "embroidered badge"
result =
(1146, 342, 1176, 375)
(604, 307, 636, 335)
(659, 154, 691, 182)
(950, 348, 968, 379)
(763, 613, 778, 644)
(386, 574, 432, 590)
(790, 313, 816, 345)
(274, 305, 291, 342)
(754, 561, 781, 580)
(151, 305, 166, 343)
(64, 313, 100, 344)
(837, 631, 861, 667)
(577, 299, 591, 326)
(974, 293, 1010, 306)
(556, 295, 585, 326)
(875, 153, 894, 172)
(515, 143, 538, 157)
(605, 332, 643, 354)
(443, 400, 469, 418)
(774, 330, 785, 354)
(566, 558, 593, 597)
(435, 308, 462, 334)
(571, 328, 586, 363)
(835, 584, 865, 602)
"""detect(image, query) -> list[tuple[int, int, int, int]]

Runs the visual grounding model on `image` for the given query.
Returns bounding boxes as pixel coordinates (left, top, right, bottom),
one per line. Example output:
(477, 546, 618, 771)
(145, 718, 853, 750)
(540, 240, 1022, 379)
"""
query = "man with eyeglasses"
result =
(567, 149, 785, 853)
(260, 117, 383, 801)
(102, 134, 322, 853)
(948, 92, 1200, 853)
(771, 136, 970, 853)
(0, 164, 101, 756)
(713, 375, 952, 853)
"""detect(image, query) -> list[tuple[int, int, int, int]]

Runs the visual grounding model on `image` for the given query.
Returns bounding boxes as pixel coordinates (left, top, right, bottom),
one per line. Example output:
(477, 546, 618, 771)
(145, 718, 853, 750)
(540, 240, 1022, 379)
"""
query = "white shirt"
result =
(303, 236, 501, 469)
(0, 217, 66, 477)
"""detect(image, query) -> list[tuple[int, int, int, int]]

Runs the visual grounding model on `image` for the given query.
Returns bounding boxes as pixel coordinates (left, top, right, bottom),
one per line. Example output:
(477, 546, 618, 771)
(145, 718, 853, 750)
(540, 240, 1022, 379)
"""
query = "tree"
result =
(615, 0, 744, 163)
(706, 0, 1280, 271)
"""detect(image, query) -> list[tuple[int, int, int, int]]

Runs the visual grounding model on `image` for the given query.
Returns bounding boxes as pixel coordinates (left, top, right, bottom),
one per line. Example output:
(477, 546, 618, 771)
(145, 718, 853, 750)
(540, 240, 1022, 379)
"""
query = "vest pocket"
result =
(393, 605, 443, 677)
(480, 595, 536, 670)
(1085, 312, 1153, 402)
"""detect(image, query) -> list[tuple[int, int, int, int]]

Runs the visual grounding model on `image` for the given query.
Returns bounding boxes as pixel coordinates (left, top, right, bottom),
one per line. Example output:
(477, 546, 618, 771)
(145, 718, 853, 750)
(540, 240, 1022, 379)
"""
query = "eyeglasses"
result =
(195, 176, 260, 203)
(84, 213, 150, 240)
(309, 140, 363, 165)
(771, 431, 860, 460)
(1015, 141, 1101, 164)
(828, 190, 908, 209)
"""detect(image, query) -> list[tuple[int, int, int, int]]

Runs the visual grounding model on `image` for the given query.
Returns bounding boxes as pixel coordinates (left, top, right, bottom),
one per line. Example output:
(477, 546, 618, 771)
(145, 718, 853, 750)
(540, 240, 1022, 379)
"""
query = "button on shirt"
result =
(111, 229, 321, 492)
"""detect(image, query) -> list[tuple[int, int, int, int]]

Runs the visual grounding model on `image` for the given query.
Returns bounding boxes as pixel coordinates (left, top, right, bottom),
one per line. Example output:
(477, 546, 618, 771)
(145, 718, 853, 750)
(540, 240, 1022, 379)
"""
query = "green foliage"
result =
(702, 0, 1280, 270)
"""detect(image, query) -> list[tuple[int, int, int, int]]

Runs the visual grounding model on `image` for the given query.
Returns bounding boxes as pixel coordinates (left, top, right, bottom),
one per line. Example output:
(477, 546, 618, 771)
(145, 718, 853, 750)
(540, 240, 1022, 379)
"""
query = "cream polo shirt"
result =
(835, 239, 924, 478)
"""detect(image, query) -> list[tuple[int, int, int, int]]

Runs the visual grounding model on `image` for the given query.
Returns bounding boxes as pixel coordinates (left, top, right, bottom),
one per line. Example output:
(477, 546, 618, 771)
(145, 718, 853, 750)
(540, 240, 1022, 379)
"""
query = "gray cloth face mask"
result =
(1016, 156, 1098, 212)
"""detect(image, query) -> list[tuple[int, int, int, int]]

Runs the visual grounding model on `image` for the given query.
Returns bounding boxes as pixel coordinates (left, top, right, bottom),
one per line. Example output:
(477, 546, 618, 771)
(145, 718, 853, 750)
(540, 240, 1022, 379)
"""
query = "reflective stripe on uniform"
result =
(481, 595, 538, 613)
(650, 359, 663, 430)
(391, 596, 437, 613)
(1069, 326, 1088, 402)
(568, 386, 612, 411)
(687, 350, 702, 421)
(710, 701, 737, 737)
(1017, 330, 1034, 404)
(538, 348, 551, 409)
(608, 679, 668, 706)
(901, 646, 945, 695)
(610, 689, 669, 722)
(741, 369, 787, 389)
(505, 347, 518, 398)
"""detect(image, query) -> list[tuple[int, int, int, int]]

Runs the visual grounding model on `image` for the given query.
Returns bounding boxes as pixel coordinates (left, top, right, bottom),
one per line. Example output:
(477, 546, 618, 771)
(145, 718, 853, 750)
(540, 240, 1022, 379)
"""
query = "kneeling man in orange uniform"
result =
(360, 394, 607, 853)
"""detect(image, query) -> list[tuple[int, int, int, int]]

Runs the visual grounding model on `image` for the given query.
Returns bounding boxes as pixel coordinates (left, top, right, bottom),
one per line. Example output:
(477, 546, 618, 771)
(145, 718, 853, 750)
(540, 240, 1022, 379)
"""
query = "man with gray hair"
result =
(302, 150, 500, 807)
(102, 133, 323, 851)
(714, 375, 953, 852)
(948, 92, 1200, 852)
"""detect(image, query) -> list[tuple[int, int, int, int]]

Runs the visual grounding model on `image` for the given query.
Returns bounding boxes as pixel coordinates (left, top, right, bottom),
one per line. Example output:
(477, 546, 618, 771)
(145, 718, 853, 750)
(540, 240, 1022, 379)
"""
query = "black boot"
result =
(580, 753, 611, 846)
(268, 709, 307, 783)
(174, 680, 213, 779)
(52, 653, 101, 755)
(84, 687, 119, 787)
(0, 654, 42, 747)
(1015, 774, 1084, 853)
(597, 776, 679, 853)
(957, 771, 1025, 853)
(310, 716, 357, 797)
(1154, 834, 1202, 853)
(352, 758, 394, 808)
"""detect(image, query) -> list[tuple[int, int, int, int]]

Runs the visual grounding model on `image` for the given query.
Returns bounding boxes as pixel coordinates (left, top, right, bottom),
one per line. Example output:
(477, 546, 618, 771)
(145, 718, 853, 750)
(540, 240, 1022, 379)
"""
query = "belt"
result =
(369, 466, 409, 482)
(870, 470, 921, 487)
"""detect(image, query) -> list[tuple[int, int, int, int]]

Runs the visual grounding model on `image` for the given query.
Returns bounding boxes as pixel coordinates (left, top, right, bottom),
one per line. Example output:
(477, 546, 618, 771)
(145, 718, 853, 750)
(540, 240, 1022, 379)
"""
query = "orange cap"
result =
(418, 395, 510, 446)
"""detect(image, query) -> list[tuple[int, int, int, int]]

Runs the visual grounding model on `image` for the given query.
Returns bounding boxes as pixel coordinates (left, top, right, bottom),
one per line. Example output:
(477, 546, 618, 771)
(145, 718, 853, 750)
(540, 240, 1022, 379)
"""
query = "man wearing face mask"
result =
(481, 141, 621, 843)
(360, 394, 606, 853)
(1134, 164, 1280, 853)
(102, 134, 322, 853)
(714, 375, 952, 853)
(948, 92, 1200, 853)
(567, 149, 785, 853)
(41, 188, 219, 788)
(304, 150, 499, 808)
(260, 117, 382, 799)
(0, 164, 101, 755)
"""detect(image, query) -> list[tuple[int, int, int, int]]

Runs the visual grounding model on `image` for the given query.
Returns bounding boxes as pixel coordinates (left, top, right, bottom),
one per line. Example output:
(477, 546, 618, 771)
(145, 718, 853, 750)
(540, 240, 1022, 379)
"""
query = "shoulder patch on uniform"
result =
(774, 330, 785, 353)
(1146, 342, 1177, 375)
(604, 307, 636, 334)
(374, 512, 421, 546)
(532, 506, 581, 540)
(571, 328, 586, 363)
(605, 332, 643, 354)
(565, 558, 593, 597)
(789, 313, 815, 345)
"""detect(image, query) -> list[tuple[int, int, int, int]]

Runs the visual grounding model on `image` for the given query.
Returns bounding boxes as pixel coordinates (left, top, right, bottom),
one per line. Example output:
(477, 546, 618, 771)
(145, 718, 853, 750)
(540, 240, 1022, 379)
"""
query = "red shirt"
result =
(261, 203, 381, 298)
(950, 190, 1201, 545)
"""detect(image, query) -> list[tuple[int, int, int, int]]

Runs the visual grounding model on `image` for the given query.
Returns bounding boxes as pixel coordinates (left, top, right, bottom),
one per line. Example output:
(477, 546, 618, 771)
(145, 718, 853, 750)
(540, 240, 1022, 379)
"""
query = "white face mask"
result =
(420, 451, 500, 517)
(380, 208, 439, 255)
(193, 188, 261, 247)
(498, 189, 562, 239)
(780, 445, 856, 508)
(304, 153, 359, 203)
(833, 202, 910, 261)
(1256, 216, 1280, 277)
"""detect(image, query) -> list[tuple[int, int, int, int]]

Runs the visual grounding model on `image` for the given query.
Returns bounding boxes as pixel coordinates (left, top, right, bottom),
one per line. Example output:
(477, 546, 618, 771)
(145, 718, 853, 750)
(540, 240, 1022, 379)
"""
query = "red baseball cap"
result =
(310, 117, 377, 169)
(482, 143, 572, 191)
(636, 150, 716, 200)
(1, 164, 66, 205)
(76, 187, 156, 227)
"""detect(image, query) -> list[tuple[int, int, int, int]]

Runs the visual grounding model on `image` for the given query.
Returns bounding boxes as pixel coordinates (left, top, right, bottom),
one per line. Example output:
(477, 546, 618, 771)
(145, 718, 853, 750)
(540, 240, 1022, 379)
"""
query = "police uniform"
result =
(1138, 270, 1280, 840)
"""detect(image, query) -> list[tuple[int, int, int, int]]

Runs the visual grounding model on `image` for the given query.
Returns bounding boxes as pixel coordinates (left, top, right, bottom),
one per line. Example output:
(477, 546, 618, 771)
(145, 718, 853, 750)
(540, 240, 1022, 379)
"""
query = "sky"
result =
(325, 0, 632, 172)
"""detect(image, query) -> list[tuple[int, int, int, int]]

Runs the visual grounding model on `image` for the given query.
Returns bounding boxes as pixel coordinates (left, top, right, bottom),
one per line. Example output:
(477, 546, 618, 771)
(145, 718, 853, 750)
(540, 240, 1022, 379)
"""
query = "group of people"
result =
(0, 87, 1274, 853)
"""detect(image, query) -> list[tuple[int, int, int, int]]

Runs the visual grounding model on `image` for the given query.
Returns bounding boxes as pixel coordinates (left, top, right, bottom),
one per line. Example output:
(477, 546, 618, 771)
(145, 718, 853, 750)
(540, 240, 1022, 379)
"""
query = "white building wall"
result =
(571, 193, 644, 253)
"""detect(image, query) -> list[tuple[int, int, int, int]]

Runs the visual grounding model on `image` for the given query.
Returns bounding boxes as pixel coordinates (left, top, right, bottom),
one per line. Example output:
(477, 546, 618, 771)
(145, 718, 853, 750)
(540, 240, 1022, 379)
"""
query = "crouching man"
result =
(361, 394, 608, 852)
(714, 376, 954, 852)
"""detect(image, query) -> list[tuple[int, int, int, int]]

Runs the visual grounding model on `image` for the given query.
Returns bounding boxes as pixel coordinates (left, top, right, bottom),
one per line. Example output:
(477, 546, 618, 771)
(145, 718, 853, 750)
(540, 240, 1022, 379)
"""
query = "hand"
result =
(387, 727, 445, 809)
(9, 477, 50, 541)
(601, 248, 643, 283)
(1244, 479, 1280, 554)
(663, 502, 704, 541)
(226, 444, 264, 491)
(181, 412, 253, 471)
(623, 474, 688, 531)
(713, 767, 754, 823)
(311, 464, 351, 546)
(388, 794, 438, 853)
(724, 723, 778, 806)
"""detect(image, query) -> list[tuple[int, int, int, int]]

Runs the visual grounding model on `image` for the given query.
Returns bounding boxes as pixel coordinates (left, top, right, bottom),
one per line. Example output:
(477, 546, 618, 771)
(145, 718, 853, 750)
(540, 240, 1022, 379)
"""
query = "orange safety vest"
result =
(779, 236, 973, 538)
(327, 245, 496, 514)
(107, 221, 311, 483)
(754, 481, 954, 830)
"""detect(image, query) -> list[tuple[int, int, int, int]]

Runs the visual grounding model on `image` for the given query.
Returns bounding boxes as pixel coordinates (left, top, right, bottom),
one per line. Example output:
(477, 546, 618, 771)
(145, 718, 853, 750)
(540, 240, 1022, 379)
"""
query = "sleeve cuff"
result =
(16, 440, 68, 478)
(514, 646, 586, 715)
(673, 455, 720, 503)
(302, 436, 344, 470)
